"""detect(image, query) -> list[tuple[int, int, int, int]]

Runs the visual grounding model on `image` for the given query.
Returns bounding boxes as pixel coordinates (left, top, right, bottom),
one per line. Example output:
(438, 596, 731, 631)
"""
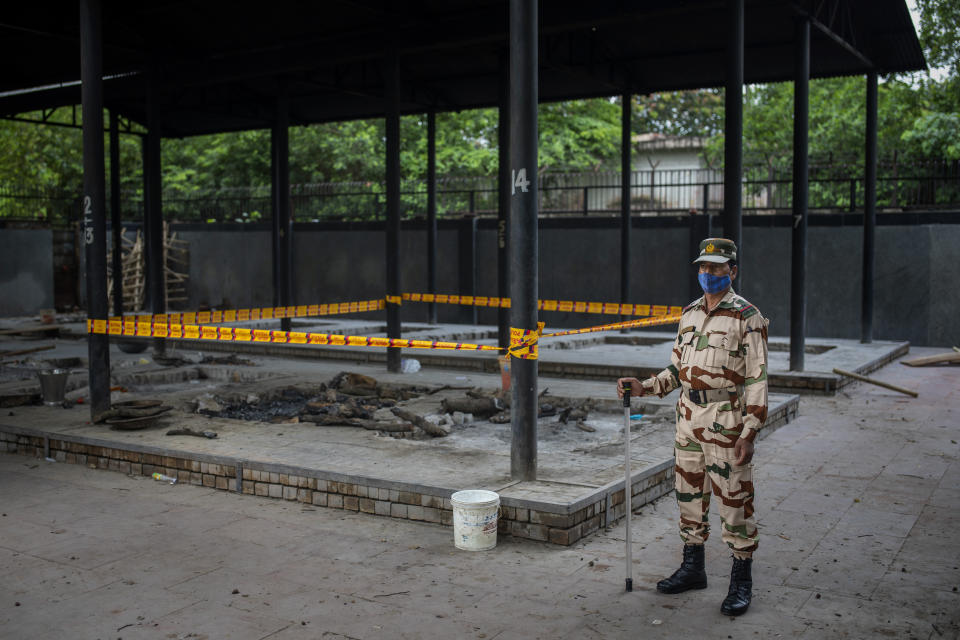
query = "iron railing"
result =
(2, 158, 958, 224)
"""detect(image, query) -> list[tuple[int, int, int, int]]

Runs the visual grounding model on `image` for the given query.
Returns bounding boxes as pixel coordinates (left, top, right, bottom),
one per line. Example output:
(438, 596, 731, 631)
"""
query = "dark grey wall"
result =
(172, 220, 958, 346)
(6, 220, 953, 346)
(0, 229, 53, 316)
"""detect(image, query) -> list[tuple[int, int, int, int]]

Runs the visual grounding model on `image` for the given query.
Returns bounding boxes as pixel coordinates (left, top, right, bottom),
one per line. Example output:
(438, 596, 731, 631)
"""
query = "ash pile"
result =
(190, 372, 513, 439)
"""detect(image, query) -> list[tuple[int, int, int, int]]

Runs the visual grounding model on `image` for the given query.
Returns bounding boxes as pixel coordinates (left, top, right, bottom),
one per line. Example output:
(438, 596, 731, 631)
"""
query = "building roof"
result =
(0, 0, 926, 137)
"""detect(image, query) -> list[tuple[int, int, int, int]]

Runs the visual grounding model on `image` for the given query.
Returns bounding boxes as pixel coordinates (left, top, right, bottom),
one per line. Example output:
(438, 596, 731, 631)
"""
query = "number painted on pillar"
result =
(512, 168, 530, 195)
(83, 195, 94, 244)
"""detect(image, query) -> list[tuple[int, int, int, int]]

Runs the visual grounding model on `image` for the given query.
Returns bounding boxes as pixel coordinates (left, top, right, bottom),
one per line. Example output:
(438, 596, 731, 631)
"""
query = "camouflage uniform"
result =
(642, 286, 769, 559)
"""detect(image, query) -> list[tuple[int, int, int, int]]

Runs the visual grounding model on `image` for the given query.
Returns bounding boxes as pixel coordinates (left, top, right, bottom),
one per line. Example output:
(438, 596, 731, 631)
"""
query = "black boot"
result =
(721, 556, 753, 616)
(656, 544, 707, 594)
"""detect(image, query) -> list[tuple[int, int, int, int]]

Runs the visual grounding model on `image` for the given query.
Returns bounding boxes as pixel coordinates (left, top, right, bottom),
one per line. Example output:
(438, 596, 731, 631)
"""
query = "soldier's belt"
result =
(687, 387, 737, 404)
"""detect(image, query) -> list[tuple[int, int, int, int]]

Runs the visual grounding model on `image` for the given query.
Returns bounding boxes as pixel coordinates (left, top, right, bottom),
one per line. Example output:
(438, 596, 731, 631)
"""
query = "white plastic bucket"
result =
(450, 489, 500, 551)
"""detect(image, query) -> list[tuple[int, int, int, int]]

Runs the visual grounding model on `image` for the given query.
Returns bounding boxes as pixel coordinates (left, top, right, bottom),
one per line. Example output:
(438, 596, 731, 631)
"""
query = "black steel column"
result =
(426, 110, 438, 324)
(458, 217, 478, 324)
(724, 0, 744, 274)
(620, 92, 631, 317)
(80, 0, 110, 421)
(509, 0, 538, 481)
(385, 54, 402, 372)
(497, 52, 511, 350)
(861, 71, 878, 344)
(144, 70, 165, 354)
(790, 17, 810, 372)
(109, 110, 123, 317)
(272, 89, 292, 332)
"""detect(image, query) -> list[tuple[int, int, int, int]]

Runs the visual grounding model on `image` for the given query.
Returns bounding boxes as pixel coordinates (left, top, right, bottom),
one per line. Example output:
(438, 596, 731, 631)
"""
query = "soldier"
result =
(617, 237, 768, 616)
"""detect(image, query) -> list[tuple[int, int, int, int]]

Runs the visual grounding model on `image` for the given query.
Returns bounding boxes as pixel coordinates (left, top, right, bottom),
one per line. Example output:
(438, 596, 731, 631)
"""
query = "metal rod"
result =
(861, 71, 878, 344)
(144, 69, 165, 354)
(790, 16, 809, 372)
(427, 110, 438, 324)
(620, 92, 631, 324)
(385, 53, 402, 373)
(509, 0, 538, 481)
(109, 109, 123, 318)
(272, 88, 292, 332)
(497, 51, 511, 350)
(724, 0, 744, 283)
(79, 0, 111, 421)
(623, 381, 633, 592)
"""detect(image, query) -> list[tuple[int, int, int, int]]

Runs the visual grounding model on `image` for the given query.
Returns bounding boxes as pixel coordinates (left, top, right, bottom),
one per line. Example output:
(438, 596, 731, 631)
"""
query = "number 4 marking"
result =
(512, 168, 530, 195)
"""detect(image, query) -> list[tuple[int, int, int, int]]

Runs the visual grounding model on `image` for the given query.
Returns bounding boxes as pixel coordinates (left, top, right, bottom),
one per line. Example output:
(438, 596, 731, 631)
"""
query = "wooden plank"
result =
(0, 343, 56, 358)
(0, 325, 63, 336)
(900, 352, 960, 367)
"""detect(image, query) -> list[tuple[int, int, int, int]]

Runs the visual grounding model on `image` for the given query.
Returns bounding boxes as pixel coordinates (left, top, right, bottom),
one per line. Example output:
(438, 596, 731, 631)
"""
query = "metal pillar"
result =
(620, 92, 631, 319)
(724, 0, 744, 276)
(109, 110, 123, 318)
(509, 0, 538, 481)
(80, 0, 110, 421)
(790, 17, 810, 372)
(459, 217, 478, 324)
(427, 110, 438, 324)
(144, 70, 165, 354)
(271, 90, 292, 332)
(861, 71, 878, 344)
(497, 52, 511, 350)
(385, 54, 402, 372)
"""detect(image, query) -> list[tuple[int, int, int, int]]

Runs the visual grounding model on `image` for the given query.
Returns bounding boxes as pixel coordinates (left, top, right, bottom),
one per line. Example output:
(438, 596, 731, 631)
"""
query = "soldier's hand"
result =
(734, 437, 754, 466)
(617, 377, 644, 399)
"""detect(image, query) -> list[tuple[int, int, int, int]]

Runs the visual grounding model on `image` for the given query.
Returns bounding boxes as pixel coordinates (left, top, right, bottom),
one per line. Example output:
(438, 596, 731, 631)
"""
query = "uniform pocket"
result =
(705, 332, 739, 369)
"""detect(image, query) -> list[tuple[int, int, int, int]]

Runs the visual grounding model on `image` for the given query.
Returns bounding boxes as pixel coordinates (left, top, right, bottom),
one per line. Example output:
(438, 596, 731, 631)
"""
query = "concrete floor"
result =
(1, 346, 957, 639)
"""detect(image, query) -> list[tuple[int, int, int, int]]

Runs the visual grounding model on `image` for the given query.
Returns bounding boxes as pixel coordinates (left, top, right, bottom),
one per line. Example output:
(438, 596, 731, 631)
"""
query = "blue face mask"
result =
(698, 272, 731, 294)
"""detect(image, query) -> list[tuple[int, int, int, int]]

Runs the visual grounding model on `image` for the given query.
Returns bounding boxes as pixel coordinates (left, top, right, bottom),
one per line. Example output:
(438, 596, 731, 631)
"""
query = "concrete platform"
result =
(74, 317, 908, 395)
(0, 335, 798, 546)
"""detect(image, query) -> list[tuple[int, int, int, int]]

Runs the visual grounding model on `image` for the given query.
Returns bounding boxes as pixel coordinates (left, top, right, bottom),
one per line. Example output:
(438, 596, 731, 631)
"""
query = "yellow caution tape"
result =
(87, 319, 502, 352)
(541, 312, 681, 339)
(404, 292, 681, 316)
(108, 298, 386, 326)
(104, 294, 680, 328)
(507, 322, 544, 360)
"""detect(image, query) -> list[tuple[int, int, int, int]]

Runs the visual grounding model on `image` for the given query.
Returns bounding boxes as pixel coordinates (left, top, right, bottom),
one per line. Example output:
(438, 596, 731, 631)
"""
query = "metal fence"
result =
(2, 158, 958, 225)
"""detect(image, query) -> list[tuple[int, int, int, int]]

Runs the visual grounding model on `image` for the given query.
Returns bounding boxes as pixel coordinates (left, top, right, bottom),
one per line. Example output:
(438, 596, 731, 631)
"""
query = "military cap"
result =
(693, 237, 737, 263)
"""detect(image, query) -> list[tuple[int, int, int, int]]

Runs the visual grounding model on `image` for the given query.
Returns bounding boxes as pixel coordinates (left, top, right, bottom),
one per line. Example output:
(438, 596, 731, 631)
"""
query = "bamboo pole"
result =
(833, 368, 918, 398)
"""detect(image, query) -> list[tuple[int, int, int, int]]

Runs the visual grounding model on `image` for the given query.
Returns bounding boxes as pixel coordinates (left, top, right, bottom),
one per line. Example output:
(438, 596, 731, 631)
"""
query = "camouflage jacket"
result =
(642, 288, 769, 441)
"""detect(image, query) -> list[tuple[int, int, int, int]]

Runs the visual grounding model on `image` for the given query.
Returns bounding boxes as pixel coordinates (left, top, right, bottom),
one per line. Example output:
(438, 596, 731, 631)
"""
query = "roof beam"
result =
(788, 0, 874, 70)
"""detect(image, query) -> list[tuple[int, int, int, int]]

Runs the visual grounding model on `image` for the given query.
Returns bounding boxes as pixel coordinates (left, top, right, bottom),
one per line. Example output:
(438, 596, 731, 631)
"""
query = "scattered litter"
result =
(166, 428, 218, 439)
(151, 473, 177, 484)
(630, 414, 645, 420)
(400, 358, 421, 373)
(652, 619, 662, 625)
(44, 457, 55, 463)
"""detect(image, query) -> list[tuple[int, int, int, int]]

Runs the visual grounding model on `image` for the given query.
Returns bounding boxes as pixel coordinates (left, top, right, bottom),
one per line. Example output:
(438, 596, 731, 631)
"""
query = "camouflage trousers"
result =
(673, 389, 758, 559)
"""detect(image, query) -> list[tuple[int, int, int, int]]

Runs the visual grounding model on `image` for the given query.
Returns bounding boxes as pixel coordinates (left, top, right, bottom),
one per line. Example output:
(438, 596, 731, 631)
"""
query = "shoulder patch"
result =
(739, 305, 759, 320)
